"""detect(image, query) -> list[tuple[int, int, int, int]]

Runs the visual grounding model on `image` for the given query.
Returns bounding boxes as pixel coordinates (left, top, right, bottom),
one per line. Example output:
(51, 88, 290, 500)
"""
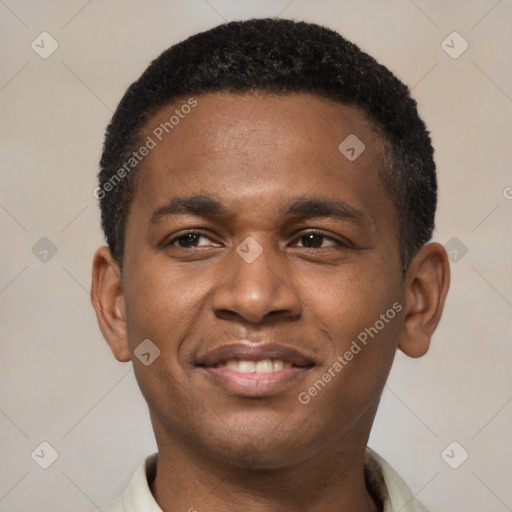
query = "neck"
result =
(149, 410, 380, 512)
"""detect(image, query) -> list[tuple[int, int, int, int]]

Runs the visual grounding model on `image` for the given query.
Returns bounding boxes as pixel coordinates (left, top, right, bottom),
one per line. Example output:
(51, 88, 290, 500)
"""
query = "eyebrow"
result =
(150, 194, 365, 225)
(150, 195, 229, 224)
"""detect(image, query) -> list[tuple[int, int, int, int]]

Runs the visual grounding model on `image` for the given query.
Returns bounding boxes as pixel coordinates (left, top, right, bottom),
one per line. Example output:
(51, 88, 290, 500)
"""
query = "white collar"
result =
(104, 447, 430, 512)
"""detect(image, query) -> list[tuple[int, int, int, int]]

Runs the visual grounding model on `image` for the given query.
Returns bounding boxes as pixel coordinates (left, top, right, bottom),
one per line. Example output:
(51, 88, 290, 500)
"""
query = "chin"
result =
(210, 439, 298, 471)
(199, 420, 316, 471)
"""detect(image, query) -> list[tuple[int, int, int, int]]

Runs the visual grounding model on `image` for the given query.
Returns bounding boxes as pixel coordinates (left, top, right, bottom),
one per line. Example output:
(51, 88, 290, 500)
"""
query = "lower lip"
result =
(200, 366, 312, 397)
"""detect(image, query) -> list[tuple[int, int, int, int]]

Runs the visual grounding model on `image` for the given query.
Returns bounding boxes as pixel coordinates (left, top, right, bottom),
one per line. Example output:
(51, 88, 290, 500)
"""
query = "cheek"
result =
(122, 262, 203, 423)
(123, 258, 221, 372)
(123, 259, 192, 338)
(301, 263, 401, 387)
(302, 257, 400, 333)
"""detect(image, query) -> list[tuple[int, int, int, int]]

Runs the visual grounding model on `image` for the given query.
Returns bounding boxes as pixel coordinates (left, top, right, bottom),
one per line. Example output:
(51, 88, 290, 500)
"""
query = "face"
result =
(93, 92, 448, 470)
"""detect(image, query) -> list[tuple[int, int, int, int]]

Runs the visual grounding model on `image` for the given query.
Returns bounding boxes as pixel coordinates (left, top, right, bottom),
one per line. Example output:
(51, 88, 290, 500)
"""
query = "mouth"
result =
(196, 343, 315, 397)
(210, 358, 295, 372)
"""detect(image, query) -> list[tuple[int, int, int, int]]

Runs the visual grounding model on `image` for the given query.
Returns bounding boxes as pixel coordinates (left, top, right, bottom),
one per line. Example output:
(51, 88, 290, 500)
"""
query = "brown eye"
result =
(166, 231, 215, 248)
(294, 231, 346, 249)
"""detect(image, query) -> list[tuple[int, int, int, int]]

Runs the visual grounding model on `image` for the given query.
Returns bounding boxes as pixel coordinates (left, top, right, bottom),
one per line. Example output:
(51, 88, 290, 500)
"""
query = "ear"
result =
(90, 246, 131, 362)
(398, 242, 450, 358)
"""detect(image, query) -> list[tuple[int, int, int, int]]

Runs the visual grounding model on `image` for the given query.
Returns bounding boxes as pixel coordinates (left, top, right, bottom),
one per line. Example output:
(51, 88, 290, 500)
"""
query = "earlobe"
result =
(397, 242, 450, 358)
(90, 246, 131, 362)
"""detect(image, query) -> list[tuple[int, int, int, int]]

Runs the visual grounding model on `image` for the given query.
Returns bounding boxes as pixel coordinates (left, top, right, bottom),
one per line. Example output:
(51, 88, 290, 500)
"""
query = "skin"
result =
(91, 92, 450, 512)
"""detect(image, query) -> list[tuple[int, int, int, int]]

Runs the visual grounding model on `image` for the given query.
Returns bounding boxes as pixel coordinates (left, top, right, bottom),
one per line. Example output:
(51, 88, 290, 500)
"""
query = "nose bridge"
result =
(212, 235, 301, 323)
(235, 235, 280, 290)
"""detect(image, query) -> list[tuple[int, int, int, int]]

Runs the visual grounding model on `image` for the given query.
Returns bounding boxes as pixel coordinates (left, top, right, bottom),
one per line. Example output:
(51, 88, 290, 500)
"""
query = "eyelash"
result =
(164, 229, 350, 250)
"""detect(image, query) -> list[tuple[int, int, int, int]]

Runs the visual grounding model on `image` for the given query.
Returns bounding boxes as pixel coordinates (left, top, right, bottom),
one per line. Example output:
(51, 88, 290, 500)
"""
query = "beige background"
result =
(1, 1, 511, 511)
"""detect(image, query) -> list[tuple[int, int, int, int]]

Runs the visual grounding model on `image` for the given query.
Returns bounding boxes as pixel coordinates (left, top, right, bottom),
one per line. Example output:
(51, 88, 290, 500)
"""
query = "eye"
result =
(163, 230, 349, 250)
(293, 230, 348, 249)
(165, 231, 218, 248)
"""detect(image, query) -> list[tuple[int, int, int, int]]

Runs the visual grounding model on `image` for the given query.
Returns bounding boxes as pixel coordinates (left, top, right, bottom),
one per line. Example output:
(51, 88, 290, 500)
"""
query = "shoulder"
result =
(101, 495, 124, 512)
(100, 453, 161, 512)
(365, 447, 431, 512)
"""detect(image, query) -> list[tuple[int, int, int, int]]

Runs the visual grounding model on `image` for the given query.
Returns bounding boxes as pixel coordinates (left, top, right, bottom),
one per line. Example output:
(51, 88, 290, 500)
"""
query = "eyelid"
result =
(163, 228, 352, 249)
(291, 229, 352, 248)
(163, 229, 218, 247)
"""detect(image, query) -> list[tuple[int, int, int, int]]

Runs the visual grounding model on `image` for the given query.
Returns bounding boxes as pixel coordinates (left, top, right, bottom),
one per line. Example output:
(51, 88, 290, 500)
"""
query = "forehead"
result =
(138, 92, 387, 186)
(143, 92, 383, 163)
(128, 92, 395, 236)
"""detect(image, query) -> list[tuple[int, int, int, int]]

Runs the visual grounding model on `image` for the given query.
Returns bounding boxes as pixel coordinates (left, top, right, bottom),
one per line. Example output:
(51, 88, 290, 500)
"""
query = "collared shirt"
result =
(102, 447, 429, 511)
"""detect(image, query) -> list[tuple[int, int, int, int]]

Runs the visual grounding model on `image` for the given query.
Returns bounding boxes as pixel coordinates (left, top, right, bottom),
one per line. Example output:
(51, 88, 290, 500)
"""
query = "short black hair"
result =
(98, 17, 436, 273)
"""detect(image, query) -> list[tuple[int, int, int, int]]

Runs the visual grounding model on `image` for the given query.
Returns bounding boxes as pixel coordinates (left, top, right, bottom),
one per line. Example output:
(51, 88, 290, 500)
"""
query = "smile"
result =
(200, 361, 313, 397)
(195, 341, 316, 397)
(212, 359, 293, 373)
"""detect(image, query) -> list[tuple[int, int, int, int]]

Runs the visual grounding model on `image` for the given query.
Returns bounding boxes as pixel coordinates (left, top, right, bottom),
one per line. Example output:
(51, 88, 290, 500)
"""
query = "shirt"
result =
(102, 447, 430, 511)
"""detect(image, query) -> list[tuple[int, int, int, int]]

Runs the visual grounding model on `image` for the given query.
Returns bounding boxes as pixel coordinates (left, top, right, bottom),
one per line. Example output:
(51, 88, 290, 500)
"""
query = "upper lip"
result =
(196, 342, 315, 367)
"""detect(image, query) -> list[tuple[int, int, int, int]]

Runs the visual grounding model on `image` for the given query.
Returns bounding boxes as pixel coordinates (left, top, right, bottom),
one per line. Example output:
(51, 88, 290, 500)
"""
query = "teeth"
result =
(238, 361, 256, 373)
(256, 360, 273, 373)
(221, 359, 293, 373)
(273, 359, 283, 371)
(226, 360, 238, 371)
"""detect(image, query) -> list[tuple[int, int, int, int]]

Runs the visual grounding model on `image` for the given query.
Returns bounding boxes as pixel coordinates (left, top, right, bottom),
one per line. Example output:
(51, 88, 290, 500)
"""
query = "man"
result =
(91, 18, 449, 512)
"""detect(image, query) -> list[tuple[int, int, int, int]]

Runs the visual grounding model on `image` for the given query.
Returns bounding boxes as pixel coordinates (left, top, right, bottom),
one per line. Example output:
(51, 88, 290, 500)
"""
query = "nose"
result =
(211, 239, 302, 324)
